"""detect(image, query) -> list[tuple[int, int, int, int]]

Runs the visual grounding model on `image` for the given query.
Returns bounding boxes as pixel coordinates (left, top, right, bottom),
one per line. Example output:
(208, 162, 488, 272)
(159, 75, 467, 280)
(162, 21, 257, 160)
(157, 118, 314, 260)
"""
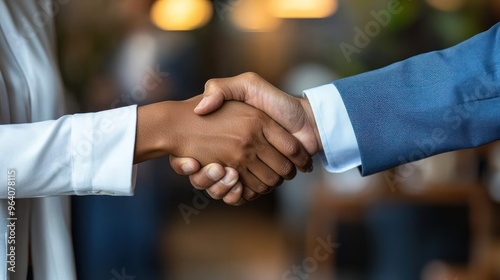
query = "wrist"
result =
(134, 101, 176, 163)
(299, 98, 323, 154)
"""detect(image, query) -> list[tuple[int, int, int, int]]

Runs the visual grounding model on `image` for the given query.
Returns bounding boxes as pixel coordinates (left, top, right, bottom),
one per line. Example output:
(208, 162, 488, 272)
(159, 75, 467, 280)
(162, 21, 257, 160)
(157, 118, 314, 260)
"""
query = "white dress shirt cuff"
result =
(303, 84, 362, 173)
(71, 105, 137, 196)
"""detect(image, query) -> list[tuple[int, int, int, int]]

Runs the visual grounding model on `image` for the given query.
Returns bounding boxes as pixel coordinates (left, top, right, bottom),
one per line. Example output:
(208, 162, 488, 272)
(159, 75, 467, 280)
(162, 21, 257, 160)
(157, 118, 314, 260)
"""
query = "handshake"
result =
(134, 72, 323, 206)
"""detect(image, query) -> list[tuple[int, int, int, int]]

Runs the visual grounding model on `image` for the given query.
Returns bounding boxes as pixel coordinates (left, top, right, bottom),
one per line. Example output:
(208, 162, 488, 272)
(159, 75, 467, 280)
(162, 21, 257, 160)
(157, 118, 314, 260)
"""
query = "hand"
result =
(196, 72, 322, 155)
(170, 73, 322, 205)
(135, 95, 312, 205)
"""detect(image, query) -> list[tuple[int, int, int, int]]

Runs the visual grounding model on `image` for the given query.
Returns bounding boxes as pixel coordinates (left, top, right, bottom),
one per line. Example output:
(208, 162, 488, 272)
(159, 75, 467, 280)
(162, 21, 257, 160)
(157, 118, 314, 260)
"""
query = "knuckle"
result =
(189, 176, 204, 190)
(266, 173, 282, 188)
(280, 161, 297, 180)
(243, 72, 261, 82)
(223, 195, 239, 206)
(281, 160, 294, 175)
(300, 156, 312, 170)
(271, 178, 283, 189)
(243, 189, 259, 201)
(286, 141, 302, 158)
(204, 79, 221, 91)
(238, 135, 254, 148)
(232, 149, 254, 165)
(234, 201, 245, 206)
(231, 134, 254, 153)
(207, 187, 225, 200)
(226, 199, 245, 207)
(254, 183, 270, 194)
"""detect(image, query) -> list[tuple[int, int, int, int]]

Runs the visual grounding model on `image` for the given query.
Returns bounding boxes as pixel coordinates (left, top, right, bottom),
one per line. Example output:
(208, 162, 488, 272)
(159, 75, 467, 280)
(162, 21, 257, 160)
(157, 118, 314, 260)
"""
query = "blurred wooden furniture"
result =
(305, 178, 493, 280)
(163, 209, 291, 280)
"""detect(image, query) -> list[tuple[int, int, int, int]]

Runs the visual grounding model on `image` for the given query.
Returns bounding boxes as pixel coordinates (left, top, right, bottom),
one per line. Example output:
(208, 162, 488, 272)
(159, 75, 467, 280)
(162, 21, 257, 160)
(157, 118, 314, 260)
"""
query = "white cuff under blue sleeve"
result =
(303, 84, 362, 173)
(0, 105, 137, 198)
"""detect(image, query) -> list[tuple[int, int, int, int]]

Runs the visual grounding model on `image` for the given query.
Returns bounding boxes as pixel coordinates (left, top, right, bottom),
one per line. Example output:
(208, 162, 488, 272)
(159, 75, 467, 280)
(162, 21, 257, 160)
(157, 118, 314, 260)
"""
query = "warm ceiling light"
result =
(269, 0, 338, 18)
(150, 0, 213, 31)
(230, 0, 282, 32)
(426, 0, 466, 12)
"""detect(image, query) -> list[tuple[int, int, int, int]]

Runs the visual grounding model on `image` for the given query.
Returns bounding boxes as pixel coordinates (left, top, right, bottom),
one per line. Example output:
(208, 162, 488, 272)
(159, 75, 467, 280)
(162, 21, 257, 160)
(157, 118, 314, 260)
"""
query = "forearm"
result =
(0, 106, 137, 197)
(335, 23, 500, 175)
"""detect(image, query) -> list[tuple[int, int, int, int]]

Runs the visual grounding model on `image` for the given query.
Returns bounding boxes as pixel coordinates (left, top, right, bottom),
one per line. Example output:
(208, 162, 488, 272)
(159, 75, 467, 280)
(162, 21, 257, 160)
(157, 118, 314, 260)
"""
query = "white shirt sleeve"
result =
(303, 84, 362, 173)
(0, 105, 138, 198)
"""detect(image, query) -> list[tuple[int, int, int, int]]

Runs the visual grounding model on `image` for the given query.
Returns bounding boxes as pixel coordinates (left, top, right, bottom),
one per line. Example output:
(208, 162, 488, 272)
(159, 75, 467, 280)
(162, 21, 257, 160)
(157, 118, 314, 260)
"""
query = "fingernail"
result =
(208, 166, 223, 180)
(181, 163, 195, 174)
(194, 97, 208, 111)
(230, 183, 242, 193)
(222, 174, 236, 185)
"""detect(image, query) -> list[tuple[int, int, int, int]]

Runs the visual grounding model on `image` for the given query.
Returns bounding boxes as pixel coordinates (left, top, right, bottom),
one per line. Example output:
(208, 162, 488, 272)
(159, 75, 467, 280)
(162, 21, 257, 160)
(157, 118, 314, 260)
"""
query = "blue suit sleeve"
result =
(334, 23, 500, 176)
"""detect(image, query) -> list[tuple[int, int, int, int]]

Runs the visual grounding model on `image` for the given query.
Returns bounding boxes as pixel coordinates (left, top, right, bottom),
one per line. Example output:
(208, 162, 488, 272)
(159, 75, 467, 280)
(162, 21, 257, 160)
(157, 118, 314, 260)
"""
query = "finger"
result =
(239, 168, 272, 195)
(256, 145, 297, 180)
(193, 80, 228, 115)
(247, 159, 285, 188)
(189, 163, 227, 190)
(222, 182, 246, 206)
(263, 121, 313, 173)
(204, 168, 240, 199)
(243, 187, 260, 201)
(169, 156, 201, 175)
(194, 73, 258, 115)
(194, 95, 224, 116)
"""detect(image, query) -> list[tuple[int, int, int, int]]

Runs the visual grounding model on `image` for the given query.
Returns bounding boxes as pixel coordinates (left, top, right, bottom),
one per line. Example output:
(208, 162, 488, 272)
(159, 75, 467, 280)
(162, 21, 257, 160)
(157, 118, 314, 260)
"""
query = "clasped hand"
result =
(167, 73, 322, 206)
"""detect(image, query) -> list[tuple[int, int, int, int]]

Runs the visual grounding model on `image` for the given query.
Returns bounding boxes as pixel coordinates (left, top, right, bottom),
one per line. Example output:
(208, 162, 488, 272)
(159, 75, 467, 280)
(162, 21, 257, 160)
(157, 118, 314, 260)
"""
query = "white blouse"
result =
(0, 1, 137, 279)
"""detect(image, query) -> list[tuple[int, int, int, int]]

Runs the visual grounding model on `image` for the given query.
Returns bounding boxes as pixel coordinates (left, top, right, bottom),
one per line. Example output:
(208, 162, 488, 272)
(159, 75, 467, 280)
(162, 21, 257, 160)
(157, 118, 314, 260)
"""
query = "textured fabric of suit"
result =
(334, 23, 500, 176)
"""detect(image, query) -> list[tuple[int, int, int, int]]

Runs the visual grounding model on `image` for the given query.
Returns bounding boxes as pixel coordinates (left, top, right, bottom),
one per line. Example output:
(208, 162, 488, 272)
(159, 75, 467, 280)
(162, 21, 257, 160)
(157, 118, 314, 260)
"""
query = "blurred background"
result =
(53, 0, 500, 279)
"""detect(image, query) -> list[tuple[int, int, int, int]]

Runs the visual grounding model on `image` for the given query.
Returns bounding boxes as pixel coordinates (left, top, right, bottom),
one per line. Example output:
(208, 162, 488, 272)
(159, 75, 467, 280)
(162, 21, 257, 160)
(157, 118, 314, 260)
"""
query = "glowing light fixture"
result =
(269, 0, 338, 19)
(230, 0, 282, 32)
(150, 0, 213, 31)
(425, 0, 466, 12)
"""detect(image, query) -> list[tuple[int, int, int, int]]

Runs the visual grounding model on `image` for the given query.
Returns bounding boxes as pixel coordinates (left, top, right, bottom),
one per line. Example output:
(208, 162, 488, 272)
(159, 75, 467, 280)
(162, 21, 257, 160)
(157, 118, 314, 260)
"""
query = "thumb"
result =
(169, 156, 201, 175)
(193, 93, 224, 115)
(194, 73, 255, 115)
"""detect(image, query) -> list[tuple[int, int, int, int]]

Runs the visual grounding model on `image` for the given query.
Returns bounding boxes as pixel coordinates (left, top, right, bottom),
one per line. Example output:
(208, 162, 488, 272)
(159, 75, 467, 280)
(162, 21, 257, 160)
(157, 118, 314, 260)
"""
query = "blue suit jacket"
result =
(334, 23, 500, 176)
